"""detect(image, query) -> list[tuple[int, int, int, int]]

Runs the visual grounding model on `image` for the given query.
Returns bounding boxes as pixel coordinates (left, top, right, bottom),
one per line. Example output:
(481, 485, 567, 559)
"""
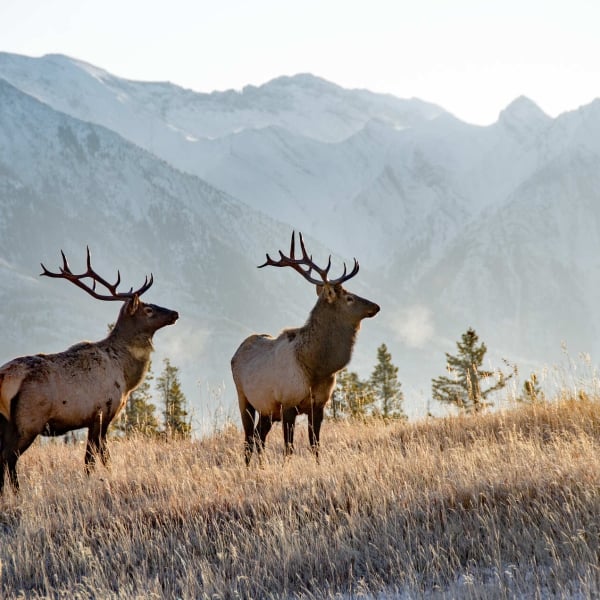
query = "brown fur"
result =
(231, 282, 379, 465)
(0, 298, 178, 494)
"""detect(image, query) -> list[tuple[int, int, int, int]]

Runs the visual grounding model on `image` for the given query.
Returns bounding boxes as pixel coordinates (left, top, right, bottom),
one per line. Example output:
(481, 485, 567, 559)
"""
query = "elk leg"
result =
(241, 403, 256, 466)
(86, 409, 114, 472)
(256, 414, 273, 453)
(98, 420, 111, 467)
(85, 418, 103, 473)
(282, 407, 298, 457)
(252, 414, 272, 467)
(0, 415, 6, 494)
(5, 452, 19, 493)
(308, 405, 325, 461)
(1, 418, 37, 494)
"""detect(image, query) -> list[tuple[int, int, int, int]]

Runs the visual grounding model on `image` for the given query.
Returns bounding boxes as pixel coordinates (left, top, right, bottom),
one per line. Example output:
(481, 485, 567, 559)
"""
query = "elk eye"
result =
(144, 307, 154, 317)
(347, 295, 355, 304)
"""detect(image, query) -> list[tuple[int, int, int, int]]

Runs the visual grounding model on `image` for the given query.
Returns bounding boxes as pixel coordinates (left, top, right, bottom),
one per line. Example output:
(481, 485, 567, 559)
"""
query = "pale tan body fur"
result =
(232, 333, 310, 420)
(0, 339, 149, 436)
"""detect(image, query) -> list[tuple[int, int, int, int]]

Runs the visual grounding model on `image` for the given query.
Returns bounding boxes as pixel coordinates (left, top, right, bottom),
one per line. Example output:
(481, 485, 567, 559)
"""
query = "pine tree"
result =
(331, 368, 375, 419)
(157, 358, 191, 439)
(432, 327, 515, 412)
(114, 362, 160, 437)
(370, 343, 405, 419)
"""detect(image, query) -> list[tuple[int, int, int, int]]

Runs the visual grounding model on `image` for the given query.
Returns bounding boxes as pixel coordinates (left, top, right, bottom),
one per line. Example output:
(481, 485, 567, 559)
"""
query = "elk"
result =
(0, 249, 179, 494)
(231, 232, 380, 465)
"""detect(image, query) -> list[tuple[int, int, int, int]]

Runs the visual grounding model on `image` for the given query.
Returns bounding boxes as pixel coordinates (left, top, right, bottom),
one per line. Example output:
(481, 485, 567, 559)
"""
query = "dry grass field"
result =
(1, 396, 599, 599)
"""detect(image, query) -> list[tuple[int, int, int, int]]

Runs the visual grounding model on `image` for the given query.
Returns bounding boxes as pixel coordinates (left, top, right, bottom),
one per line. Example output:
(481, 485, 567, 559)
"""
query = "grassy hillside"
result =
(1, 397, 599, 598)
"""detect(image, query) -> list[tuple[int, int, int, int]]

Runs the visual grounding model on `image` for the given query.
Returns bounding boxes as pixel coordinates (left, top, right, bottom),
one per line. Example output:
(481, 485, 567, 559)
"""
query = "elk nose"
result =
(170, 311, 180, 323)
(368, 303, 380, 317)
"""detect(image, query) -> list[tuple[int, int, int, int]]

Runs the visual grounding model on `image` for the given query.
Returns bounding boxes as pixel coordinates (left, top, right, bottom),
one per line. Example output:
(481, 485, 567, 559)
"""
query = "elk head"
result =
(259, 232, 380, 325)
(40, 247, 179, 339)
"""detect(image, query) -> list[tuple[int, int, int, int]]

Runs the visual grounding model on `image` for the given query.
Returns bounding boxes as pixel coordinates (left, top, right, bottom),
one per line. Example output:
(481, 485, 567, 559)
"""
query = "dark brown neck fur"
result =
(296, 300, 359, 384)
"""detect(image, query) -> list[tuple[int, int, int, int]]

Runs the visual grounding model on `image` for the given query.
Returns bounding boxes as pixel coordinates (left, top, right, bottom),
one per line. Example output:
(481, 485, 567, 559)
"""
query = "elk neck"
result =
(103, 326, 154, 392)
(296, 300, 359, 382)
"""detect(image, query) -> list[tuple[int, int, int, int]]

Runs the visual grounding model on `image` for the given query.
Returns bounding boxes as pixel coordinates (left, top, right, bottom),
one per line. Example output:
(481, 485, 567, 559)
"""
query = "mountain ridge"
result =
(2, 52, 600, 422)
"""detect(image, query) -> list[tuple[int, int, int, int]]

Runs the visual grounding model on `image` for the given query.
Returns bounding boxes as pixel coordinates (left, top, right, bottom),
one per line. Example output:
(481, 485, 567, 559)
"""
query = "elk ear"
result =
(127, 295, 140, 315)
(316, 283, 337, 303)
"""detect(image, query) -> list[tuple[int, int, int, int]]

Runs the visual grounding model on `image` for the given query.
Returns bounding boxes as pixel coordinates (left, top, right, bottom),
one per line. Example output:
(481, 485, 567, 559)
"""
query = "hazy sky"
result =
(2, 0, 599, 125)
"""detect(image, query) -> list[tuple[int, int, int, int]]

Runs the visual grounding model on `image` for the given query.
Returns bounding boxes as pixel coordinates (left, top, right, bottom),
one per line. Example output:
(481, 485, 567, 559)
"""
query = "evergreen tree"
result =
(331, 368, 375, 419)
(432, 327, 515, 412)
(370, 343, 405, 419)
(157, 358, 191, 439)
(114, 362, 159, 437)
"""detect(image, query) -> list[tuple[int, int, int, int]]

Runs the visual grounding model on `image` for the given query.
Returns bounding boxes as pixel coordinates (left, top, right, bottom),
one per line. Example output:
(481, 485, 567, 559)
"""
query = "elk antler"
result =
(258, 231, 359, 286)
(40, 247, 153, 301)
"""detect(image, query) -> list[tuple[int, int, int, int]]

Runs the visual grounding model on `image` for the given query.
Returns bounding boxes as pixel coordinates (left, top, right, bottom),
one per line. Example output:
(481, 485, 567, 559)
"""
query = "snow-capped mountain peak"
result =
(2, 51, 600, 421)
(498, 95, 551, 135)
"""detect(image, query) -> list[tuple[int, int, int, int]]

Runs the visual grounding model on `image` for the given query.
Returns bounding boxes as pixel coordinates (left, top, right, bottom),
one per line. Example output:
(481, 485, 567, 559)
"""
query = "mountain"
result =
(0, 53, 447, 267)
(1, 51, 600, 423)
(0, 53, 444, 144)
(0, 78, 387, 430)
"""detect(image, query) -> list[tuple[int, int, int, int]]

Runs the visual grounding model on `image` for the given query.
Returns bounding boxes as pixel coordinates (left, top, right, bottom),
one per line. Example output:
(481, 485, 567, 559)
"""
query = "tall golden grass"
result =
(1, 396, 599, 599)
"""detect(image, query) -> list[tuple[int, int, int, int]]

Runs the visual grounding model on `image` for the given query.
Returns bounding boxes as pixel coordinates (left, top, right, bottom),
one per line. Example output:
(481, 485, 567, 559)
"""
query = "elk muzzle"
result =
(365, 301, 380, 318)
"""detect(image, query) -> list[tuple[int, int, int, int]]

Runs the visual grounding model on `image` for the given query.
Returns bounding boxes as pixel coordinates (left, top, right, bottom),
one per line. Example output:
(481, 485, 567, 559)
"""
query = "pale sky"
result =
(1, 0, 599, 125)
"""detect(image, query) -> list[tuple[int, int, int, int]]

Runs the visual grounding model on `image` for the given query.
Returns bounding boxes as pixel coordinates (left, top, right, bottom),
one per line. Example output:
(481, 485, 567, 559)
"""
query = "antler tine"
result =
(323, 255, 332, 277)
(85, 247, 96, 294)
(40, 248, 153, 301)
(298, 232, 334, 279)
(40, 249, 70, 279)
(135, 273, 154, 297)
(328, 258, 360, 286)
(83, 246, 122, 294)
(258, 232, 298, 268)
(258, 252, 278, 268)
(298, 231, 308, 259)
(258, 231, 356, 287)
(61, 250, 71, 274)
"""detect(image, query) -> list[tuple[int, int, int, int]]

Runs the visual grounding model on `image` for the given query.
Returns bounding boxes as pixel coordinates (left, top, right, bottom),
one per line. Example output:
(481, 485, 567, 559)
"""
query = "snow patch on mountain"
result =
(2, 52, 600, 421)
